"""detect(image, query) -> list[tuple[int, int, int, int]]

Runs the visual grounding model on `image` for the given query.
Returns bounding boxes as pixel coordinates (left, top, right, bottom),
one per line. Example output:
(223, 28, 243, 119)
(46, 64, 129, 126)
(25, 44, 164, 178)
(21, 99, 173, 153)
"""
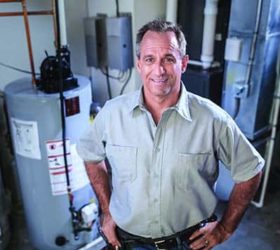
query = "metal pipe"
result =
(0, 0, 57, 86)
(166, 0, 178, 23)
(0, 10, 54, 17)
(200, 0, 219, 69)
(251, 48, 280, 208)
(188, 59, 220, 68)
(0, 0, 21, 2)
(21, 0, 36, 86)
(78, 236, 106, 250)
(244, 0, 264, 92)
(52, 0, 58, 49)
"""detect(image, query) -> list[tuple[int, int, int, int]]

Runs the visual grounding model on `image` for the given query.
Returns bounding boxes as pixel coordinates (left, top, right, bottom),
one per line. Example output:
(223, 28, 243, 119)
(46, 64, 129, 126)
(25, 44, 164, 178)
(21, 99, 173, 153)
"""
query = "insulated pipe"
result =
(57, 0, 67, 46)
(166, 0, 178, 23)
(200, 0, 219, 69)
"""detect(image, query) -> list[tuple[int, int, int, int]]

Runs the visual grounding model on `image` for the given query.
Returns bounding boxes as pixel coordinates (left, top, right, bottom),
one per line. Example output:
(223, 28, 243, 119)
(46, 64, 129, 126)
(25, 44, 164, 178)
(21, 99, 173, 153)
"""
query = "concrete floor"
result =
(4, 168, 280, 250)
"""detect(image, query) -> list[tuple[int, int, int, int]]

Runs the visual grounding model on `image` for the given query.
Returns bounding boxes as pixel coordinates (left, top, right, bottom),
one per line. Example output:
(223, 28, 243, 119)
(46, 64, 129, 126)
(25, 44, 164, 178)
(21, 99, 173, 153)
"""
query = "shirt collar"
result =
(129, 83, 192, 122)
(172, 83, 192, 121)
(128, 88, 144, 113)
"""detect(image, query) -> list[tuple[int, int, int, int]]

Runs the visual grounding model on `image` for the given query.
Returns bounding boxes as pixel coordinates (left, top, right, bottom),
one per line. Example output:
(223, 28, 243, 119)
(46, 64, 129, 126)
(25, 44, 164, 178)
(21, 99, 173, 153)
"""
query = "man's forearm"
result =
(84, 161, 111, 214)
(85, 161, 121, 246)
(220, 171, 262, 233)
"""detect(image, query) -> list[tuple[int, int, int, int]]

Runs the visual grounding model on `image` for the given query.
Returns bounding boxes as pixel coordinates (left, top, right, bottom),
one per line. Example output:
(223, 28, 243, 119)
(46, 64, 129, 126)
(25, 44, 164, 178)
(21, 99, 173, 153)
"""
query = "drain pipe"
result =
(200, 0, 219, 69)
(166, 0, 178, 23)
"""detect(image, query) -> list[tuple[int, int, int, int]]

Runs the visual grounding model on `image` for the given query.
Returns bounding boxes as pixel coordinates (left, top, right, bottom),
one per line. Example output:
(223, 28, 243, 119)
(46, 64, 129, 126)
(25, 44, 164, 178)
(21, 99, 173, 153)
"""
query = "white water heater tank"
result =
(4, 76, 99, 250)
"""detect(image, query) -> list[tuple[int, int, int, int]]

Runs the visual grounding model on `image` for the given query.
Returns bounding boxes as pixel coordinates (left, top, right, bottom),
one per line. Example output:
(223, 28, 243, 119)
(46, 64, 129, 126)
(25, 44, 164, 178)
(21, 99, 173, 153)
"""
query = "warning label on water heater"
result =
(11, 118, 41, 160)
(46, 140, 90, 196)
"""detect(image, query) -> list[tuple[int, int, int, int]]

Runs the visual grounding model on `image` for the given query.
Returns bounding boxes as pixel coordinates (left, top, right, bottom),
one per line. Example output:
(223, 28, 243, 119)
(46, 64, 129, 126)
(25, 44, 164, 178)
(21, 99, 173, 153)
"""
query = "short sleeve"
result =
(76, 104, 107, 162)
(217, 115, 264, 183)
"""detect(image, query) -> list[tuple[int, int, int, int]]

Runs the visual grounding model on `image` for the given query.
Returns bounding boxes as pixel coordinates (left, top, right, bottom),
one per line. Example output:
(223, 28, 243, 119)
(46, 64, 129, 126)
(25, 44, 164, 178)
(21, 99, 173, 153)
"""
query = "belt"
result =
(116, 214, 217, 249)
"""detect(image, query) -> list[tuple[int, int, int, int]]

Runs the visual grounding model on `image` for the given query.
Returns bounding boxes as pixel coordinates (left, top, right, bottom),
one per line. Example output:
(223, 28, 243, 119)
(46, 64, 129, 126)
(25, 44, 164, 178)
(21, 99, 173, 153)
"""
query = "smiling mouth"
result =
(151, 78, 168, 84)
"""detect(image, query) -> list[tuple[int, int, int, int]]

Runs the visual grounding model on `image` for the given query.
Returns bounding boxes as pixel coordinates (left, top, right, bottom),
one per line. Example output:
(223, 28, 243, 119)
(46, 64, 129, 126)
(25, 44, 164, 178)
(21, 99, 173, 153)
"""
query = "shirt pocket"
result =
(106, 144, 137, 182)
(176, 152, 213, 190)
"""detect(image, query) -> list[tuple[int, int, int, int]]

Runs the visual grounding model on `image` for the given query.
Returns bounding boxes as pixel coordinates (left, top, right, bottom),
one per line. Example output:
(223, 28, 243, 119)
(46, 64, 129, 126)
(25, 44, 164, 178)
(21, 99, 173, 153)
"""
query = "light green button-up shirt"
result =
(77, 85, 264, 238)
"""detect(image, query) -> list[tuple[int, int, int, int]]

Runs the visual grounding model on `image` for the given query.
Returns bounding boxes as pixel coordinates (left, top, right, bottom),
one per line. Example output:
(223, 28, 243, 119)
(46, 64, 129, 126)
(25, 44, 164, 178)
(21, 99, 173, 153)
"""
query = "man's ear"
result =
(181, 55, 189, 73)
(136, 58, 141, 73)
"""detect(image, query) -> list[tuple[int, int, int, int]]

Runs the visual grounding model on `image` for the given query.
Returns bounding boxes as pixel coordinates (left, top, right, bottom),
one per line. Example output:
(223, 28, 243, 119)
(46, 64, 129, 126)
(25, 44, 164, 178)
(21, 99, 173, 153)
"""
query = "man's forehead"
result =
(140, 31, 180, 52)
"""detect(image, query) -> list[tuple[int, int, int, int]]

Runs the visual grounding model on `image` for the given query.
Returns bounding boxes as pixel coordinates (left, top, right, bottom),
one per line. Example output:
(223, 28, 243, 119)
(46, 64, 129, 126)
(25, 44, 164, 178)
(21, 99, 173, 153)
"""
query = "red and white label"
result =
(46, 140, 89, 196)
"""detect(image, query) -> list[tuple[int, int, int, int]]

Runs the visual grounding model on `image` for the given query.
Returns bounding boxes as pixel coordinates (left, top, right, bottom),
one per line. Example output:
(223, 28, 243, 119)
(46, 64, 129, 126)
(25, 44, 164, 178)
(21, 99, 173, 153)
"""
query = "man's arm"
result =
(219, 171, 262, 233)
(85, 161, 121, 248)
(189, 171, 262, 249)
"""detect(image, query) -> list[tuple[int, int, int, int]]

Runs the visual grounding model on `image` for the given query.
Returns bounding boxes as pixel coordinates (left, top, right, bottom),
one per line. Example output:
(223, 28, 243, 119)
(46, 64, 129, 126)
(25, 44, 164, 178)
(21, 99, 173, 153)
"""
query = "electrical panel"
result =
(84, 15, 107, 68)
(105, 15, 134, 71)
(84, 14, 134, 71)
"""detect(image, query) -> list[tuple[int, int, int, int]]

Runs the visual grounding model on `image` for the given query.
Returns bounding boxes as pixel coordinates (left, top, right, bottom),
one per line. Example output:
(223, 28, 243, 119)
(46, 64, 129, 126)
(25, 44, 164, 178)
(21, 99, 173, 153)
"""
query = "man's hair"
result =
(136, 19, 187, 58)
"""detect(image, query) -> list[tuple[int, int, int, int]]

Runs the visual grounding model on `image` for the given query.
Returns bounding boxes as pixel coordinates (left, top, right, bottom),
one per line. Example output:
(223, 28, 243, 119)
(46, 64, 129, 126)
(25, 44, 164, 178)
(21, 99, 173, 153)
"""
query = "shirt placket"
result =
(148, 112, 170, 237)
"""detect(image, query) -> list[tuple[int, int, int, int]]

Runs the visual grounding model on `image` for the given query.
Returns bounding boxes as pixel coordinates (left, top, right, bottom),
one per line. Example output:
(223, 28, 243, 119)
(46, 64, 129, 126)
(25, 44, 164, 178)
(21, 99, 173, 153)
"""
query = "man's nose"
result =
(153, 61, 166, 75)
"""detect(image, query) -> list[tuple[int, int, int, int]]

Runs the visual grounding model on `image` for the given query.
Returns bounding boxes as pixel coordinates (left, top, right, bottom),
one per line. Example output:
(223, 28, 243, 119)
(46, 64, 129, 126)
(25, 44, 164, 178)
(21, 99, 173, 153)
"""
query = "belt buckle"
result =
(154, 239, 167, 250)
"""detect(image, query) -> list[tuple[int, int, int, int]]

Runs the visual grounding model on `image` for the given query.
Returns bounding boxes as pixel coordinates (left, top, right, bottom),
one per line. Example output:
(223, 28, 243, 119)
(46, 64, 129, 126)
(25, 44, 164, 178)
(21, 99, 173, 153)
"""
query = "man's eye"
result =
(144, 57, 154, 64)
(164, 57, 176, 64)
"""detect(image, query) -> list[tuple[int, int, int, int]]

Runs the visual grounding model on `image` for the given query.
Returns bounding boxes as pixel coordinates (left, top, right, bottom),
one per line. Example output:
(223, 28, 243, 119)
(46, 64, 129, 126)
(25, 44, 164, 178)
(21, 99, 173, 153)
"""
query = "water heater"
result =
(4, 76, 99, 250)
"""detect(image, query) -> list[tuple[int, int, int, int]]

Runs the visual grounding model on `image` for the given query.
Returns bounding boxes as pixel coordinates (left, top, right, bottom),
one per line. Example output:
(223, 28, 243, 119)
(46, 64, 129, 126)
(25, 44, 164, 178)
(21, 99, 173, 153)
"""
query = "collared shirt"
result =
(77, 85, 264, 238)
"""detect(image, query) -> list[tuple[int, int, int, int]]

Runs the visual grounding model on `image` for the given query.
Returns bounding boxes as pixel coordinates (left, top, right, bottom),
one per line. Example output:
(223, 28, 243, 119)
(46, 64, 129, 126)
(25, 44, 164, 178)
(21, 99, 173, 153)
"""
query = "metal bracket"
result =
(233, 81, 249, 98)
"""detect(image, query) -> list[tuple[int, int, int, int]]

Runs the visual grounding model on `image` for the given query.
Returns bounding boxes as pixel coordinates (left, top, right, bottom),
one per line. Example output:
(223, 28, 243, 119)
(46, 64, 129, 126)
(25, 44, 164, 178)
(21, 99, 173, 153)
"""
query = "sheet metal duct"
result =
(222, 0, 280, 140)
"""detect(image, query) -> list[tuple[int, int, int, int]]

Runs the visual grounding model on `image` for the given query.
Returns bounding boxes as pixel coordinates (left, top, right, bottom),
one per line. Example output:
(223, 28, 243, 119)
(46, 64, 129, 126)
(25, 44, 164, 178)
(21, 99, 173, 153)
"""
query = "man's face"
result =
(136, 31, 188, 101)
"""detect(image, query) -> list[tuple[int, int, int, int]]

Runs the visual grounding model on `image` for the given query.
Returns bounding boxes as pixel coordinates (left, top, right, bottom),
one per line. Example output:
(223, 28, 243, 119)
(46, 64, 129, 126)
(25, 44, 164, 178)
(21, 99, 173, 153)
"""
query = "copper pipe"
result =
(0, 0, 21, 3)
(21, 0, 36, 86)
(52, 0, 58, 49)
(0, 10, 54, 17)
(0, 0, 56, 87)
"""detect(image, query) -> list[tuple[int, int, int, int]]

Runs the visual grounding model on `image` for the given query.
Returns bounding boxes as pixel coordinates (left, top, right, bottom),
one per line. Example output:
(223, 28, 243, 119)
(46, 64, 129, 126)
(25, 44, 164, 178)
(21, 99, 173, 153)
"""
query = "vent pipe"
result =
(201, 0, 219, 69)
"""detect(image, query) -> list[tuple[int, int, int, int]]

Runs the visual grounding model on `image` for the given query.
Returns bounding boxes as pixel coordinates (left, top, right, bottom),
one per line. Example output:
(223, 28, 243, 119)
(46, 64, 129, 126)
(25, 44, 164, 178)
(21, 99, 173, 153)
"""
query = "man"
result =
(77, 20, 264, 250)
